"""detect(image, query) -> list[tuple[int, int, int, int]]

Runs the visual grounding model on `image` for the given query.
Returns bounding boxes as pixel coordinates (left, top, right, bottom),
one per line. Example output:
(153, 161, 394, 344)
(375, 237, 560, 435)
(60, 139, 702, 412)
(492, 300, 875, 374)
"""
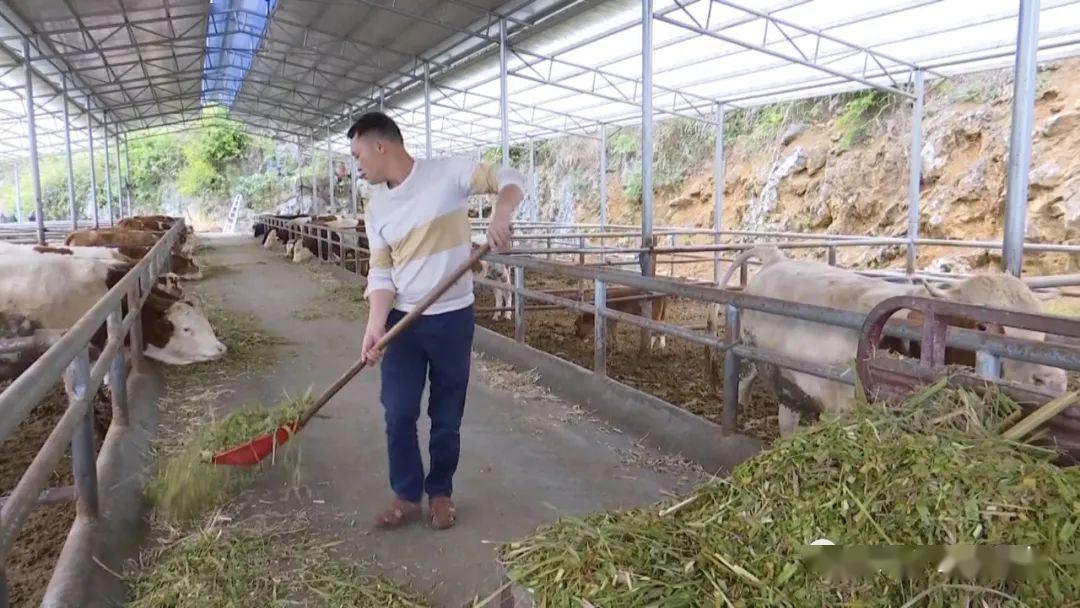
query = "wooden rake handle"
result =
(296, 243, 492, 428)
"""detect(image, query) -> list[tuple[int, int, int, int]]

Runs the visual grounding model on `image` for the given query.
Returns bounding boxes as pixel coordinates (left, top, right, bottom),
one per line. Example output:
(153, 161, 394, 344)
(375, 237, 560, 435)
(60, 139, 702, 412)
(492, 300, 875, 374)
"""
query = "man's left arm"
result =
(461, 163, 525, 253)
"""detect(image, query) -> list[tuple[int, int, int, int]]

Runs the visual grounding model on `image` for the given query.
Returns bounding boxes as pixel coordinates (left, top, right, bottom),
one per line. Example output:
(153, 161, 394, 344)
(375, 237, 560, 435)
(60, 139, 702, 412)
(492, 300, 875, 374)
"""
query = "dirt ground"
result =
(473, 273, 782, 441)
(0, 381, 110, 606)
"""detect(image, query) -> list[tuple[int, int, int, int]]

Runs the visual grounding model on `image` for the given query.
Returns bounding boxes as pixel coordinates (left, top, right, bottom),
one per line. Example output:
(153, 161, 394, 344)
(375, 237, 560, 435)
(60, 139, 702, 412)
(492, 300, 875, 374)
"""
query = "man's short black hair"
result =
(346, 111, 403, 143)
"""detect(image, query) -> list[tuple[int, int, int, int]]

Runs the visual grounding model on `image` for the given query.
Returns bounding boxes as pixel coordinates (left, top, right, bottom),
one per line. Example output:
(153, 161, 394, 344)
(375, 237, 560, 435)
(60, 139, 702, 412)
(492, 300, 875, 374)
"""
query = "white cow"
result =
(0, 254, 226, 365)
(263, 230, 283, 250)
(470, 236, 513, 321)
(710, 247, 1068, 436)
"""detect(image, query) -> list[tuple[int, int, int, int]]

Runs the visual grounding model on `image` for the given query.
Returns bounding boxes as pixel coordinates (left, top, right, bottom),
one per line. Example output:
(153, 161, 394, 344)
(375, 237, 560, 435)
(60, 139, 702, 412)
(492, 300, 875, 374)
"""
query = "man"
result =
(349, 112, 524, 530)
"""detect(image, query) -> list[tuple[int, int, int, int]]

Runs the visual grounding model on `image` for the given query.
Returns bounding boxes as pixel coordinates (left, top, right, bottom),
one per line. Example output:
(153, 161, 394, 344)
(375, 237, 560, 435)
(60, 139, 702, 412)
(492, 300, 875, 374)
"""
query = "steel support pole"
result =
(327, 127, 334, 212)
(349, 105, 357, 215)
(103, 113, 114, 227)
(23, 39, 45, 244)
(714, 102, 724, 284)
(124, 135, 132, 215)
(310, 134, 318, 214)
(1002, 0, 1041, 278)
(598, 124, 607, 230)
(499, 18, 510, 167)
(527, 137, 535, 222)
(905, 70, 925, 277)
(12, 164, 21, 223)
(115, 132, 123, 219)
(640, 0, 655, 355)
(62, 79, 77, 229)
(87, 97, 99, 229)
(424, 63, 432, 159)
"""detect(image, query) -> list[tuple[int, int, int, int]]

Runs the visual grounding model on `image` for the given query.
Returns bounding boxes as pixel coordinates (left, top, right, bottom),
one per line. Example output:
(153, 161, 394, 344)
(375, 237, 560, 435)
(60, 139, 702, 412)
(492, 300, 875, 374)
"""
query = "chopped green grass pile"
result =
(129, 526, 427, 607)
(501, 382, 1080, 607)
(149, 395, 309, 525)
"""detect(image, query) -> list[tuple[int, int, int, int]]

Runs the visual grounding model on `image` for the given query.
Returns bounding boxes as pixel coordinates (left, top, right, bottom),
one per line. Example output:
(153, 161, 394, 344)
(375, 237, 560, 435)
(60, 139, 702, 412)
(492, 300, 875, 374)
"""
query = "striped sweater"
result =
(363, 158, 525, 315)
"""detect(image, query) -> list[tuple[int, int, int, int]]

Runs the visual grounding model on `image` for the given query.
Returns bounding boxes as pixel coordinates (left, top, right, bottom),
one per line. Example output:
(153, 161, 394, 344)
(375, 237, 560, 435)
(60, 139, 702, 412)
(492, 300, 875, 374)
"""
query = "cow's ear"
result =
(922, 280, 953, 299)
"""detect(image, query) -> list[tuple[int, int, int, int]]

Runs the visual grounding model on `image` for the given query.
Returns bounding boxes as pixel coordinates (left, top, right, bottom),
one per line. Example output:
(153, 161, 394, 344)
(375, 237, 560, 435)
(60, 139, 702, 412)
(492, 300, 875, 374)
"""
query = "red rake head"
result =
(211, 421, 301, 466)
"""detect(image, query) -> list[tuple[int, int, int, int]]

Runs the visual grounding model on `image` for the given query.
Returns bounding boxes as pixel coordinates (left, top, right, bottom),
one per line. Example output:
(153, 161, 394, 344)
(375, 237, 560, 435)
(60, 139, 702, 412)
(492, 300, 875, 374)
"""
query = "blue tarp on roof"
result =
(203, 0, 276, 107)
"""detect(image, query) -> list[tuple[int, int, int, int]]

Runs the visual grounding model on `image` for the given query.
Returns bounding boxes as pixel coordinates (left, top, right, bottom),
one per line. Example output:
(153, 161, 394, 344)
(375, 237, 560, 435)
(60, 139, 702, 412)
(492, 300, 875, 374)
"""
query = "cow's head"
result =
(142, 296, 227, 365)
(171, 254, 202, 280)
(923, 274, 1067, 395)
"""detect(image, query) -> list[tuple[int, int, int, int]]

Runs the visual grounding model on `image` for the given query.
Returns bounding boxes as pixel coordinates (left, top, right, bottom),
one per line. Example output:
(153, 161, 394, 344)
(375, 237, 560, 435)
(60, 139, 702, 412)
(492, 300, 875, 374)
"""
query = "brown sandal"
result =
(429, 496, 456, 530)
(375, 499, 421, 529)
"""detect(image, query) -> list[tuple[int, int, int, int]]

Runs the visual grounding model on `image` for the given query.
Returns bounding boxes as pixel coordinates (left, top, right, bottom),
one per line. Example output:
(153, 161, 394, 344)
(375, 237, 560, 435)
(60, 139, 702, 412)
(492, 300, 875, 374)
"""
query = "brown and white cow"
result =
(0, 242, 183, 298)
(709, 247, 1068, 436)
(65, 229, 202, 279)
(574, 286, 669, 351)
(0, 254, 225, 365)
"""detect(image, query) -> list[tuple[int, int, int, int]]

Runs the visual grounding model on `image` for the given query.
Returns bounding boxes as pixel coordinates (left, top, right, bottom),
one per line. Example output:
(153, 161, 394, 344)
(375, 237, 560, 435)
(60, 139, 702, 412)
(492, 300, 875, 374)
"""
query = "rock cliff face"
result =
(528, 58, 1080, 277)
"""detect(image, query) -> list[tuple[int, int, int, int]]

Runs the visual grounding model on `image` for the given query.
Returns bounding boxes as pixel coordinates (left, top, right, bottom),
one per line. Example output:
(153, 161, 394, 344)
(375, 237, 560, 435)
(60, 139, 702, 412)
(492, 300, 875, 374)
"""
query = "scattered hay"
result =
(473, 353, 549, 401)
(149, 395, 309, 525)
(291, 308, 330, 321)
(322, 282, 369, 321)
(501, 382, 1080, 607)
(129, 519, 427, 608)
(198, 263, 237, 281)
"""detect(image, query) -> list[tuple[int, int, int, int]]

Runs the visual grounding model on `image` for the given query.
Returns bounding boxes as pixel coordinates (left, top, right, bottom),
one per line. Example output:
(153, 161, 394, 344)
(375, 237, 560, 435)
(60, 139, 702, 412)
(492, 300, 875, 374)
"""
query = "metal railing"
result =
(254, 214, 1080, 440)
(0, 221, 181, 605)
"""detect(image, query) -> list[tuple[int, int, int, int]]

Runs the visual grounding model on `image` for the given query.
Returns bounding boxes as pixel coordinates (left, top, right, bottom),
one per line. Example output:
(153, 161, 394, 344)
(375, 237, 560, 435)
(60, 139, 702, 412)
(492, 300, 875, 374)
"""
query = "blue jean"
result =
(381, 305, 474, 502)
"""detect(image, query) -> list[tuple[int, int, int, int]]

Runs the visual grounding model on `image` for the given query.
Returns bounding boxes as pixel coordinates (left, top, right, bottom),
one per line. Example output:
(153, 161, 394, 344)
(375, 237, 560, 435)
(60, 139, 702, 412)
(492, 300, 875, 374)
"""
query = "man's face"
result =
(351, 135, 385, 184)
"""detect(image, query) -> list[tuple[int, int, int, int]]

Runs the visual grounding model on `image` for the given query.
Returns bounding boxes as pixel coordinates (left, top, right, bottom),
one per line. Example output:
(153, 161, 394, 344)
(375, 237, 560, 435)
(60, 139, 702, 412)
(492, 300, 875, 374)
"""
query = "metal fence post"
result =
(722, 305, 741, 433)
(976, 350, 1002, 381)
(594, 280, 607, 376)
(87, 95, 99, 229)
(739, 260, 749, 289)
(127, 284, 144, 368)
(578, 235, 586, 266)
(106, 308, 129, 426)
(513, 267, 525, 343)
(827, 245, 837, 266)
(64, 348, 99, 518)
(103, 111, 114, 227)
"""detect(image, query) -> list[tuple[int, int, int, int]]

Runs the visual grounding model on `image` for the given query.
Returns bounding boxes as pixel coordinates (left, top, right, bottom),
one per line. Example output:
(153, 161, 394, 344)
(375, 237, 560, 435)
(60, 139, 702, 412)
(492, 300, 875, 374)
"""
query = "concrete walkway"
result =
(189, 235, 701, 607)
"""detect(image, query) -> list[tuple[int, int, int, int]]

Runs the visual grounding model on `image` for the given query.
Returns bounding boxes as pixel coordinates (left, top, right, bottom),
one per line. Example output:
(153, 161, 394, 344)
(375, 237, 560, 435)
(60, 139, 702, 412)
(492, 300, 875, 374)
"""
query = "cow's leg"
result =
(737, 364, 758, 406)
(778, 405, 801, 437)
(502, 277, 513, 321)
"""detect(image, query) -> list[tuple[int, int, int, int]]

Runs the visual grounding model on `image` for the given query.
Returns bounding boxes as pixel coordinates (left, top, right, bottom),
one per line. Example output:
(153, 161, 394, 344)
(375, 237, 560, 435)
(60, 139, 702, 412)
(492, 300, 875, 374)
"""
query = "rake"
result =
(212, 243, 491, 466)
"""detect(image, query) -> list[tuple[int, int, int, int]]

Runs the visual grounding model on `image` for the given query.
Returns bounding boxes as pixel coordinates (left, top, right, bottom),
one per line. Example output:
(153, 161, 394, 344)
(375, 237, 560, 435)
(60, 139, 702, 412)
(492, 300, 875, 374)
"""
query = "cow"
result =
(469, 237, 514, 320)
(263, 230, 283, 250)
(254, 214, 309, 244)
(0, 242, 185, 298)
(708, 247, 1069, 436)
(0, 254, 225, 366)
(65, 229, 202, 280)
(573, 286, 669, 351)
(473, 260, 514, 321)
(119, 216, 198, 256)
(300, 216, 362, 262)
(0, 311, 64, 379)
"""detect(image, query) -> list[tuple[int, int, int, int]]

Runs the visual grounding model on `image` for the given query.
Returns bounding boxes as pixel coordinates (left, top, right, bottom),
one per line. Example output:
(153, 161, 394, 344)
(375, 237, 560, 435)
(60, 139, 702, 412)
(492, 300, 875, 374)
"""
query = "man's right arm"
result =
(362, 214, 395, 364)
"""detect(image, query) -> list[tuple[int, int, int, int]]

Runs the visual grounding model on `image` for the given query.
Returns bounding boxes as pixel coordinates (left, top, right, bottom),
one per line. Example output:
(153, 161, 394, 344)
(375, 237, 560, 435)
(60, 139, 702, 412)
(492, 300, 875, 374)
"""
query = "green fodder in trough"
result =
(501, 383, 1080, 607)
(129, 526, 428, 608)
(149, 396, 309, 525)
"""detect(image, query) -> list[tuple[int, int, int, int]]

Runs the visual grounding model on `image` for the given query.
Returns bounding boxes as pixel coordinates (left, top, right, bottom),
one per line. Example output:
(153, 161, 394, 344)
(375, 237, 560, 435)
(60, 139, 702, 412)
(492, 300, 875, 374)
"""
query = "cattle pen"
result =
(3, 0, 1080, 606)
